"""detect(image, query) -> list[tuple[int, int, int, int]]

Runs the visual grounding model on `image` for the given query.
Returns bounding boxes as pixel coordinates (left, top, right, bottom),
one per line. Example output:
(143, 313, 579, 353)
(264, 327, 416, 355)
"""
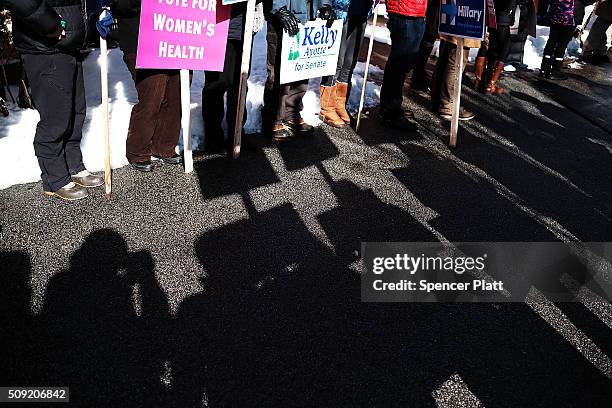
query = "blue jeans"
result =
(379, 14, 426, 118)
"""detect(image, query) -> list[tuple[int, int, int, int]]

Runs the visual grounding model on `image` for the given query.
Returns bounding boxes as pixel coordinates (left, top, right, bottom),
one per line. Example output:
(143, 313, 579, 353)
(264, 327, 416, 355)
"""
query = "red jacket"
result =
(386, 0, 428, 18)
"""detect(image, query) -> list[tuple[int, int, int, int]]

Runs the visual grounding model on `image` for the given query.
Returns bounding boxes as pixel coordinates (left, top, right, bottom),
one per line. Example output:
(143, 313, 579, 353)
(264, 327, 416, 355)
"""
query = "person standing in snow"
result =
(581, 0, 612, 64)
(539, 0, 575, 79)
(113, 0, 183, 172)
(378, 0, 429, 131)
(263, 0, 336, 141)
(319, 0, 373, 128)
(202, 2, 264, 155)
(5, 0, 105, 201)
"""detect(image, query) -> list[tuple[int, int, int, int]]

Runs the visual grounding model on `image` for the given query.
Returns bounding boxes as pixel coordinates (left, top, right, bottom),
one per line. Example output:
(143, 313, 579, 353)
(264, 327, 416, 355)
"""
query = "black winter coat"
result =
(0, 0, 61, 37)
(112, 0, 139, 54)
(8, 0, 88, 55)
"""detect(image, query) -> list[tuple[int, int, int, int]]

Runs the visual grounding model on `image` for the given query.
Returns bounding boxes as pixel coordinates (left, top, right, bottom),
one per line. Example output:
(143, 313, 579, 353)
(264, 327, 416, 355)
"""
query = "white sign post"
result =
(180, 70, 193, 173)
(99, 12, 112, 199)
(356, 2, 381, 132)
(449, 38, 464, 147)
(280, 19, 343, 84)
(232, 0, 257, 159)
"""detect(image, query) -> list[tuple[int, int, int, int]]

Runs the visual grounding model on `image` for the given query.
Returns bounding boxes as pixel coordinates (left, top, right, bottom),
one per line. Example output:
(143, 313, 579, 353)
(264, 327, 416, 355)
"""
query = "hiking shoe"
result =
(438, 107, 476, 121)
(131, 161, 154, 172)
(45, 182, 88, 201)
(71, 170, 104, 188)
(285, 119, 314, 134)
(154, 154, 183, 165)
(271, 125, 295, 142)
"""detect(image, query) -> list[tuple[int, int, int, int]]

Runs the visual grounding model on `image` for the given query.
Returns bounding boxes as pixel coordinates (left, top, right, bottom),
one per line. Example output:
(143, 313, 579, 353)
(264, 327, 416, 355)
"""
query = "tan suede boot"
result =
(319, 85, 345, 128)
(335, 82, 351, 124)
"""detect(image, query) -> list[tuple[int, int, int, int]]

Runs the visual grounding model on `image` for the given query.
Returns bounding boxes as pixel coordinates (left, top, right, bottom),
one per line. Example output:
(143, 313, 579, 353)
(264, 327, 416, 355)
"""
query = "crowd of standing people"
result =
(0, 0, 610, 201)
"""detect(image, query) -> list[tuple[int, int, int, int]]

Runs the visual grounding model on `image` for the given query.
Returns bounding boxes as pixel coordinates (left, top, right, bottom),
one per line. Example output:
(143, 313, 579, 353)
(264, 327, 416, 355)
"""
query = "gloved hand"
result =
(274, 6, 300, 36)
(318, 5, 336, 28)
(96, 8, 114, 38)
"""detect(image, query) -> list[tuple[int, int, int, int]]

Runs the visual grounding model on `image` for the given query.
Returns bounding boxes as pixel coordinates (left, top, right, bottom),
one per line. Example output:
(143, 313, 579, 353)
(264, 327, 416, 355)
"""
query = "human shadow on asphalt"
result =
(1, 230, 172, 407)
(176, 181, 612, 406)
(194, 139, 280, 200)
(525, 70, 612, 134)
(0, 251, 35, 387)
(275, 126, 341, 172)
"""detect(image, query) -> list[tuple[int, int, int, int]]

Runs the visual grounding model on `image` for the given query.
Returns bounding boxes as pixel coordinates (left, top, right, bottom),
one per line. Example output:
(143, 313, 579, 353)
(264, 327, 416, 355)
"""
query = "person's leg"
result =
(22, 53, 76, 192)
(439, 40, 458, 110)
(151, 70, 181, 159)
(582, 17, 611, 59)
(345, 20, 367, 98)
(64, 56, 87, 176)
(438, 43, 474, 119)
(334, 19, 360, 123)
(541, 25, 561, 76)
(263, 19, 287, 135)
(485, 25, 511, 93)
(283, 79, 309, 130)
(320, 22, 348, 127)
(380, 14, 426, 119)
(203, 40, 240, 149)
(225, 40, 246, 140)
(123, 53, 169, 164)
(549, 25, 575, 79)
(430, 40, 452, 110)
(411, 4, 438, 90)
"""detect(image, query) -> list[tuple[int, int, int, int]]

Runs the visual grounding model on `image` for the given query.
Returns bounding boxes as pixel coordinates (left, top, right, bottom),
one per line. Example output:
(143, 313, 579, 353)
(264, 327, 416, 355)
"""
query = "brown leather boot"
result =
(485, 61, 505, 95)
(44, 182, 89, 201)
(71, 170, 104, 188)
(335, 82, 351, 124)
(319, 85, 345, 128)
(473, 56, 487, 90)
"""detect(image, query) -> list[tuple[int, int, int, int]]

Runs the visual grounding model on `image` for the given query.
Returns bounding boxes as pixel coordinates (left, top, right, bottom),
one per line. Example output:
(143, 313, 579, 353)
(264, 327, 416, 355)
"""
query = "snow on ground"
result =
(0, 24, 381, 190)
(364, 20, 391, 45)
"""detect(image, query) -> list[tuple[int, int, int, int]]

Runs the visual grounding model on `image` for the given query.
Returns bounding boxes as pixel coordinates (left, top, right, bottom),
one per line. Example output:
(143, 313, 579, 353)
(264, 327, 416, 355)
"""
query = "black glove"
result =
(275, 6, 300, 36)
(318, 5, 336, 28)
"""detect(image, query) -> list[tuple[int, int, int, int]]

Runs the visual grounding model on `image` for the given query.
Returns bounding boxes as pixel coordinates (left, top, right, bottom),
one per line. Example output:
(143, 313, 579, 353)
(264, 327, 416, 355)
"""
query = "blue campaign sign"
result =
(439, 0, 486, 40)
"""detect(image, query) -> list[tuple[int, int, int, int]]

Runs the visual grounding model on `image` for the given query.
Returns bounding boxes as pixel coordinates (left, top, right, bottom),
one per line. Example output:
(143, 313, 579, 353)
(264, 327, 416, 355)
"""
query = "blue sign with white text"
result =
(439, 0, 486, 40)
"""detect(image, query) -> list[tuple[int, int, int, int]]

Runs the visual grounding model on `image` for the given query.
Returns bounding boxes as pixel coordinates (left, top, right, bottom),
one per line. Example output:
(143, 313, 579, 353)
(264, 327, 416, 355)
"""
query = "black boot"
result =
(548, 58, 568, 80)
(539, 55, 552, 78)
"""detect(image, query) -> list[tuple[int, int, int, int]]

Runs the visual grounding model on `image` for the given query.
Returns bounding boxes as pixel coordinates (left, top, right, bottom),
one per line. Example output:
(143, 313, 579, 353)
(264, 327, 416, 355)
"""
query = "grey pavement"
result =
(1, 61, 612, 407)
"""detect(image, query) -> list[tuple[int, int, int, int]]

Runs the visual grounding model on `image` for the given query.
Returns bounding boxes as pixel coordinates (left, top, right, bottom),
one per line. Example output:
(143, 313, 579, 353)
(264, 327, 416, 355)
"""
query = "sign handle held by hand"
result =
(356, 2, 380, 132)
(99, 12, 112, 199)
(180, 69, 193, 173)
(232, 0, 256, 159)
(449, 37, 464, 148)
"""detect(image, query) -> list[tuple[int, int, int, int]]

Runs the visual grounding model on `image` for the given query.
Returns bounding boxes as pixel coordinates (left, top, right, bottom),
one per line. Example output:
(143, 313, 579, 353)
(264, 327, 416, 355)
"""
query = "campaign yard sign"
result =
(279, 19, 343, 85)
(439, 0, 486, 40)
(136, 0, 231, 71)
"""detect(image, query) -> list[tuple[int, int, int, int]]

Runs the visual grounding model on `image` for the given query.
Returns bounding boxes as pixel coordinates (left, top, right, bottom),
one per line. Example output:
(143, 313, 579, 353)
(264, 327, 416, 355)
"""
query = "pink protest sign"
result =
(136, 0, 230, 71)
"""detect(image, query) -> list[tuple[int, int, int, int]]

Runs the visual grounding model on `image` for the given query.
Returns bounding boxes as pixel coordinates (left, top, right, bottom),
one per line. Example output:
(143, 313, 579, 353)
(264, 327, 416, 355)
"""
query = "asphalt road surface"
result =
(1, 61, 612, 407)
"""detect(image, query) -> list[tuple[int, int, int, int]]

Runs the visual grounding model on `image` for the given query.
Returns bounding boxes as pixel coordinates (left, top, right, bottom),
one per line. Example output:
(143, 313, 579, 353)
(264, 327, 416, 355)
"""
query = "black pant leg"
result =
(553, 26, 575, 58)
(65, 56, 86, 175)
(263, 19, 284, 129)
(22, 53, 78, 192)
(203, 40, 240, 145)
(225, 40, 246, 138)
(543, 25, 562, 56)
